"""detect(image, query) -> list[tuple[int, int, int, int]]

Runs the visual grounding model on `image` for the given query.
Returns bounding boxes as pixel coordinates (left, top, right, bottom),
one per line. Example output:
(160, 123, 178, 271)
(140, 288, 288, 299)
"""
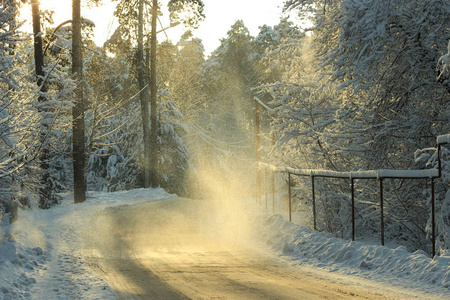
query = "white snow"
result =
(260, 162, 440, 179)
(1, 188, 449, 299)
(254, 97, 275, 115)
(255, 213, 450, 297)
(437, 40, 450, 80)
(0, 188, 172, 300)
(438, 134, 450, 145)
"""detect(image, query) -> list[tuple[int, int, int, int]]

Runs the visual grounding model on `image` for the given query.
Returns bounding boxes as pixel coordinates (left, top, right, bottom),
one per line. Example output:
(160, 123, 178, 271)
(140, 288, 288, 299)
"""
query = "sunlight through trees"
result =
(0, 0, 448, 256)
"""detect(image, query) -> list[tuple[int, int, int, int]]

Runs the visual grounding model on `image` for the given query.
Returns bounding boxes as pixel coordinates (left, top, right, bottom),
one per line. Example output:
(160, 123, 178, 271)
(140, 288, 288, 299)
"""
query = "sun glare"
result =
(20, 0, 117, 46)
(38, 0, 70, 12)
(37, 0, 72, 24)
(21, 0, 289, 54)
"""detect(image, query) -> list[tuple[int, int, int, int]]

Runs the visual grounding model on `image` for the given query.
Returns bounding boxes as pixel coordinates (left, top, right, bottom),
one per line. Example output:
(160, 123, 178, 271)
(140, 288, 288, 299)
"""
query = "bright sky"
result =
(189, 0, 288, 54)
(24, 0, 290, 56)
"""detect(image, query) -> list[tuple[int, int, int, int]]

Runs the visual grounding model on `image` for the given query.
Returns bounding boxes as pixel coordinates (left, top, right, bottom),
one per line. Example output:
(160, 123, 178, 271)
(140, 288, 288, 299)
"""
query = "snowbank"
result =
(0, 188, 173, 300)
(257, 213, 450, 295)
(0, 241, 45, 299)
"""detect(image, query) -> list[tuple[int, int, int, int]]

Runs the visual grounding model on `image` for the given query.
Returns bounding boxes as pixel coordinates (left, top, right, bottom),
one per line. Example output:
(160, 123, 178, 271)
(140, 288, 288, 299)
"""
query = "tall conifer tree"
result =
(72, 0, 87, 203)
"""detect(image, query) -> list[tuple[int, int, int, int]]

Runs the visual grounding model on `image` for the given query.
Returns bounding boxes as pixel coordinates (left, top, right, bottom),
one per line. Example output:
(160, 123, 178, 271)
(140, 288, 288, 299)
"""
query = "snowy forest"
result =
(1, 0, 450, 258)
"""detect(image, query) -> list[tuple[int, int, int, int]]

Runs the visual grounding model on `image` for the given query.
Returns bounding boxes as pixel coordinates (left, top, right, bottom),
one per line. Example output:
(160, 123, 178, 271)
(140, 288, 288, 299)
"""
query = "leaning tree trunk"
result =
(72, 0, 86, 203)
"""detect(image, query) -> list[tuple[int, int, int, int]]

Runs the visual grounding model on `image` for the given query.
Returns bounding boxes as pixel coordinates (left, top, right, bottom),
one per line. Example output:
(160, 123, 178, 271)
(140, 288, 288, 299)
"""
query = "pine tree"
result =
(72, 0, 87, 203)
(112, 0, 204, 188)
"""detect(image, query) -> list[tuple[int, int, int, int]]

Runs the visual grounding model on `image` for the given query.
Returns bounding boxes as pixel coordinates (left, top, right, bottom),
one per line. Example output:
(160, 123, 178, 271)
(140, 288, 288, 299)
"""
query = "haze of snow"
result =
(0, 188, 449, 299)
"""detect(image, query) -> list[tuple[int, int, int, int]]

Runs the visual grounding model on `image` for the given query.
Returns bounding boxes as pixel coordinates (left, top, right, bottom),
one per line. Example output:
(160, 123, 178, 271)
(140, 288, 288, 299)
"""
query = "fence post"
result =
(351, 178, 355, 241)
(438, 144, 442, 178)
(255, 100, 261, 204)
(265, 168, 268, 210)
(312, 176, 317, 231)
(272, 170, 275, 214)
(288, 172, 292, 222)
(379, 178, 385, 246)
(431, 178, 436, 257)
(271, 133, 276, 214)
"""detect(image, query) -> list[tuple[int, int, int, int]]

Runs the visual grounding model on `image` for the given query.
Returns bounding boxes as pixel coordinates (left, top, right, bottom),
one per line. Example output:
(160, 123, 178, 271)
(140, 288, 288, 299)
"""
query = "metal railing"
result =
(257, 134, 449, 257)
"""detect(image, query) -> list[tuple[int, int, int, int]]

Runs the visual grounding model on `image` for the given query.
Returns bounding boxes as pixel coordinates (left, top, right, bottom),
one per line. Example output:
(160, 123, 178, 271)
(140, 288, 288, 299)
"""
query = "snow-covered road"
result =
(83, 198, 436, 299)
(1, 189, 448, 299)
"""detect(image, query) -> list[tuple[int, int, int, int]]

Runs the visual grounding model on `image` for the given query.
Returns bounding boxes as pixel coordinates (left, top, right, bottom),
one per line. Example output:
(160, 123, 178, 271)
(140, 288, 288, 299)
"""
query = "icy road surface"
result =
(83, 198, 424, 299)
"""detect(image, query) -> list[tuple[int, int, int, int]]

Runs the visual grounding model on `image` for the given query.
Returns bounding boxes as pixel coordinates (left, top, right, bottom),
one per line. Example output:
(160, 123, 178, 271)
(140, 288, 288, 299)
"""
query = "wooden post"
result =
(272, 170, 275, 214)
(265, 168, 268, 210)
(288, 173, 292, 222)
(431, 178, 436, 257)
(255, 100, 261, 203)
(271, 132, 276, 214)
(312, 176, 317, 231)
(379, 178, 385, 246)
(351, 178, 355, 241)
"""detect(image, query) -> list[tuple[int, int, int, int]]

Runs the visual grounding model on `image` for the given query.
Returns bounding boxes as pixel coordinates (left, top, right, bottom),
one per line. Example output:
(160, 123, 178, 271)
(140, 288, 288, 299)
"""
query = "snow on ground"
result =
(0, 188, 449, 299)
(250, 210, 450, 298)
(0, 188, 173, 300)
(243, 195, 449, 298)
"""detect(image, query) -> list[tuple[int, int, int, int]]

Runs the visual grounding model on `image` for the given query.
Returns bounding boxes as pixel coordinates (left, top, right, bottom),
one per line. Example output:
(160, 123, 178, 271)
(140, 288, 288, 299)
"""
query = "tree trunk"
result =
(149, 0, 158, 188)
(31, 0, 52, 208)
(137, 0, 151, 188)
(72, 0, 86, 203)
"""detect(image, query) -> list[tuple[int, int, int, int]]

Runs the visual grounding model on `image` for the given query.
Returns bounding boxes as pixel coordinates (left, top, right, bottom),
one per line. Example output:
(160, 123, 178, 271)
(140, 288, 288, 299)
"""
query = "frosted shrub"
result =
(156, 101, 190, 196)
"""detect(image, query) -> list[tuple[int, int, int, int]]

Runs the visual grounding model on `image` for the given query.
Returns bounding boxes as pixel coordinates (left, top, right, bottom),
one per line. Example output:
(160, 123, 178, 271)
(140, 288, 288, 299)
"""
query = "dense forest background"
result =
(0, 0, 449, 255)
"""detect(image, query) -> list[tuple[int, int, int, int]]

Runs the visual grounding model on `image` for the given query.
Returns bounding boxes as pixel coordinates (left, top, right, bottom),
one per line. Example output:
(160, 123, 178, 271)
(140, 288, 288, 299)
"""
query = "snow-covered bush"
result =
(156, 101, 190, 196)
(86, 103, 142, 192)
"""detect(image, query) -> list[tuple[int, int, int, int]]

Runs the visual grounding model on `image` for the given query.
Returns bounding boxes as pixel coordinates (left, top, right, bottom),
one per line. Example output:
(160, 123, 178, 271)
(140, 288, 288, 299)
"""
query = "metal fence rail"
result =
(257, 134, 449, 257)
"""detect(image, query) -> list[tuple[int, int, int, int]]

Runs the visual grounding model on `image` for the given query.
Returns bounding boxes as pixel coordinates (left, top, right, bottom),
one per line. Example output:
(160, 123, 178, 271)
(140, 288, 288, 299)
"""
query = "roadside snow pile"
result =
(0, 241, 45, 299)
(259, 214, 450, 293)
(0, 188, 174, 300)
